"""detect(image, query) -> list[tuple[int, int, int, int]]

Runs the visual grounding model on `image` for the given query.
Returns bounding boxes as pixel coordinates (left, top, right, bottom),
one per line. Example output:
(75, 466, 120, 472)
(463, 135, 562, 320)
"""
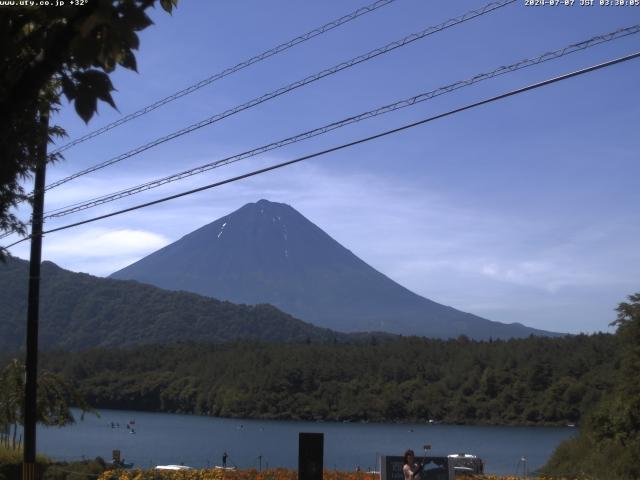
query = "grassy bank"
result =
(0, 445, 49, 467)
(0, 445, 106, 480)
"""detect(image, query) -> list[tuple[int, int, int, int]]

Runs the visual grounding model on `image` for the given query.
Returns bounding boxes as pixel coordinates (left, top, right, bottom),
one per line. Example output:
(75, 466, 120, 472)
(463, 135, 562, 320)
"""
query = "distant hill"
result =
(0, 256, 346, 351)
(111, 199, 562, 339)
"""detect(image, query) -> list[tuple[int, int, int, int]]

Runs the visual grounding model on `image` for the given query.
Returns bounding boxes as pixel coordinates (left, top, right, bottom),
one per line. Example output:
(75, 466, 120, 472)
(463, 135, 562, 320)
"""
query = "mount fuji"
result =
(110, 199, 561, 339)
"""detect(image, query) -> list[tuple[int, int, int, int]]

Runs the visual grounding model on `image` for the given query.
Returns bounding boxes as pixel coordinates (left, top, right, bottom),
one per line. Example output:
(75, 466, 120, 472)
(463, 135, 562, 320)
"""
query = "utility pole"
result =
(23, 106, 49, 480)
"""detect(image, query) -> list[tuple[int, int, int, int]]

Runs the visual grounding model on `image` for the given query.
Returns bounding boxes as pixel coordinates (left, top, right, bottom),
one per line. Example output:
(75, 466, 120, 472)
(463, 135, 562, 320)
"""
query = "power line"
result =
(2, 0, 515, 241)
(40, 0, 515, 193)
(49, 0, 400, 155)
(6, 50, 639, 250)
(41, 24, 640, 219)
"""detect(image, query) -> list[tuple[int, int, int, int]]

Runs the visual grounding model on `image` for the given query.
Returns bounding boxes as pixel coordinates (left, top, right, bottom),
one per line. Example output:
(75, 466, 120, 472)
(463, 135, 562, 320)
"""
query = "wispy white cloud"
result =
(10, 228, 169, 276)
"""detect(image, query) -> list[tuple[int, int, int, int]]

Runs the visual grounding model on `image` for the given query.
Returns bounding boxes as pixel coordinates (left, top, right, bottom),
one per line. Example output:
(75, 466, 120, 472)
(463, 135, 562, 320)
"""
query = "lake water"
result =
(35, 409, 577, 476)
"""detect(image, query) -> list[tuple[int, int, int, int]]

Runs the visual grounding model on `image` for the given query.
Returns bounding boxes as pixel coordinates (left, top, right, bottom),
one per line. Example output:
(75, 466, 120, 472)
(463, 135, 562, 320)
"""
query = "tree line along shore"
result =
(2, 333, 614, 426)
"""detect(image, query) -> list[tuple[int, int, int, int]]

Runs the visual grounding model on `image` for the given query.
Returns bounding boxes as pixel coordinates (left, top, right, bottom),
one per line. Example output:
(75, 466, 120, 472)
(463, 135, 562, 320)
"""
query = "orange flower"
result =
(98, 468, 580, 480)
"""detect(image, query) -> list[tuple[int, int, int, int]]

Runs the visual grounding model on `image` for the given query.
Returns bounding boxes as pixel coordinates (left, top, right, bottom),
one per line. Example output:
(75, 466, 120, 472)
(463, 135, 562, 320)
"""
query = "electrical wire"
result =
(39, 0, 515, 193)
(41, 24, 640, 220)
(5, 49, 638, 250)
(1, 0, 515, 240)
(49, 0, 400, 155)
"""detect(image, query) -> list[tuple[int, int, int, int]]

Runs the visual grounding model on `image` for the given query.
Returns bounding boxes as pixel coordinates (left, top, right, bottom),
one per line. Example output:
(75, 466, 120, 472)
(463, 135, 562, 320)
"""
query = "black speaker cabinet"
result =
(298, 432, 324, 480)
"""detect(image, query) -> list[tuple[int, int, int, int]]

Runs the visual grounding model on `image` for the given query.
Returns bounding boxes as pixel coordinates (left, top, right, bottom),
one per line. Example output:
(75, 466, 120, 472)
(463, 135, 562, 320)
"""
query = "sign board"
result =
(380, 455, 454, 480)
(298, 432, 323, 480)
(380, 456, 404, 480)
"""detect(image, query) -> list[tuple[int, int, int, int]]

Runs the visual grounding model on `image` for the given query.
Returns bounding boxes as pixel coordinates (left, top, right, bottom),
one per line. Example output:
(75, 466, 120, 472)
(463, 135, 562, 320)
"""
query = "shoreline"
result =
(68, 406, 580, 430)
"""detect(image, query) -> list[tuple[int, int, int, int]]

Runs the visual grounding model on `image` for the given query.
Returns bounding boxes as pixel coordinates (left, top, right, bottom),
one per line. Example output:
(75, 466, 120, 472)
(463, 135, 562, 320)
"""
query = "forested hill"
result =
(20, 334, 616, 426)
(0, 256, 348, 350)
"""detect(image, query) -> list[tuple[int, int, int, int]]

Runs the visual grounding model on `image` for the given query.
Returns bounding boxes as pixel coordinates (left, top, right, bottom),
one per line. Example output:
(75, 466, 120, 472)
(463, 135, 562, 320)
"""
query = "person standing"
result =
(222, 451, 228, 468)
(403, 450, 422, 480)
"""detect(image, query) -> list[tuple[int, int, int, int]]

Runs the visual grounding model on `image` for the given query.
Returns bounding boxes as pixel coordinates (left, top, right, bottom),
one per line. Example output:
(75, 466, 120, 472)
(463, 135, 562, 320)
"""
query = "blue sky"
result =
(7, 0, 640, 334)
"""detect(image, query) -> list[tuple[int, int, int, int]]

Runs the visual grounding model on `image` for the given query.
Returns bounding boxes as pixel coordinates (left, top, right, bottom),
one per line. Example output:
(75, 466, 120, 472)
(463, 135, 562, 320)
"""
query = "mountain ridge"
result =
(0, 255, 351, 351)
(111, 199, 562, 340)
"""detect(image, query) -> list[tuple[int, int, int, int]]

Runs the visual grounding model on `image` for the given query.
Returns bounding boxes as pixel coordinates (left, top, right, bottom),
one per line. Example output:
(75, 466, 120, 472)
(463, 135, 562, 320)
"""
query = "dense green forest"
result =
(2, 333, 615, 426)
(542, 293, 640, 480)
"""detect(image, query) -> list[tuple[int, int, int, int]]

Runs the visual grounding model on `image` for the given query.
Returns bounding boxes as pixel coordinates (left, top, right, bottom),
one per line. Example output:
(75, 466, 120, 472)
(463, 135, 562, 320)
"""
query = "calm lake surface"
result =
(36, 409, 577, 476)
